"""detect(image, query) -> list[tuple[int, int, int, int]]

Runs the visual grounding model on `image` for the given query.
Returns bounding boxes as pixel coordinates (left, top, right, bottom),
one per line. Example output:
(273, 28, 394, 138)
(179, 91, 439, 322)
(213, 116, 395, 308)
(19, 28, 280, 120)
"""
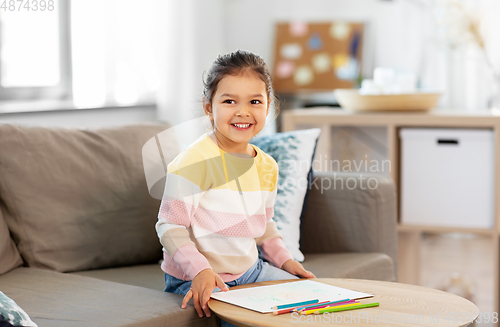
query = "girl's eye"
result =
(251, 100, 261, 104)
(223, 99, 235, 104)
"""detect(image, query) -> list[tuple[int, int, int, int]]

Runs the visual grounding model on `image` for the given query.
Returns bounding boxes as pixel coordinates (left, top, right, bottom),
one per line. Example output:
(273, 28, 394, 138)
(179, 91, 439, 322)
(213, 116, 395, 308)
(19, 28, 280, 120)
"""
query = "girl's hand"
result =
(282, 259, 316, 278)
(181, 269, 229, 318)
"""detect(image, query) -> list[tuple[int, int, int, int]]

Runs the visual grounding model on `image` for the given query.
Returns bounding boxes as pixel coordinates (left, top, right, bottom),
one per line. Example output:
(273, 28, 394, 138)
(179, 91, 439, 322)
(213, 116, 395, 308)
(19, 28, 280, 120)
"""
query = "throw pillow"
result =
(0, 124, 170, 272)
(0, 210, 23, 275)
(250, 128, 321, 262)
(0, 291, 37, 327)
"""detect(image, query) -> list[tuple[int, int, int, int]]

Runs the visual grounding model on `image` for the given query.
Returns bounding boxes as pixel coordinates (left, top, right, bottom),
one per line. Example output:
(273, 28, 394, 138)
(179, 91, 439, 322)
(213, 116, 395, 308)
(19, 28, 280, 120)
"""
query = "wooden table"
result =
(208, 278, 479, 327)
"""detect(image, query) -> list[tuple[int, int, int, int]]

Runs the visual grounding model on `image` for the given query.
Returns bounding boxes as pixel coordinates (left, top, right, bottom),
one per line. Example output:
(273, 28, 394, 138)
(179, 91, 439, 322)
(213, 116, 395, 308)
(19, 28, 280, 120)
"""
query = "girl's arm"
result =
(256, 221, 315, 278)
(254, 183, 292, 267)
(255, 173, 315, 278)
(255, 221, 294, 268)
(156, 150, 211, 279)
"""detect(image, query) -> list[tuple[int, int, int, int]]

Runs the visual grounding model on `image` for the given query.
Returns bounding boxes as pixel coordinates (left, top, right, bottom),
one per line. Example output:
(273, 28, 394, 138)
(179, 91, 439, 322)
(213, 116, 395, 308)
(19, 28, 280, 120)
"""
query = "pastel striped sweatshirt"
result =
(156, 133, 293, 282)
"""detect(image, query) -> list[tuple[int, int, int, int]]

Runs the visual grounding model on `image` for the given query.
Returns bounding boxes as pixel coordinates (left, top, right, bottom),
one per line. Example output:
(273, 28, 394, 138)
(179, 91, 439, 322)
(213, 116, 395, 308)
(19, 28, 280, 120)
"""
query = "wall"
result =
(154, 0, 226, 126)
(223, 0, 423, 80)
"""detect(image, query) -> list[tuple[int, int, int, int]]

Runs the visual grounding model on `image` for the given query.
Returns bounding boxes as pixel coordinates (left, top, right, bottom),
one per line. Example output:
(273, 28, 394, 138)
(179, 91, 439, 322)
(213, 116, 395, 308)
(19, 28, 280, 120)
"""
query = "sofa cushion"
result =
(0, 124, 169, 272)
(70, 263, 165, 291)
(0, 267, 218, 327)
(301, 253, 396, 282)
(250, 128, 320, 262)
(0, 209, 23, 275)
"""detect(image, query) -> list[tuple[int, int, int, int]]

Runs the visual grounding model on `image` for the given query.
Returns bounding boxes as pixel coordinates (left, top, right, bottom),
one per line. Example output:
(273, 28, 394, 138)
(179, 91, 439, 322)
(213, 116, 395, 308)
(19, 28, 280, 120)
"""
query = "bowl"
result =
(333, 89, 442, 112)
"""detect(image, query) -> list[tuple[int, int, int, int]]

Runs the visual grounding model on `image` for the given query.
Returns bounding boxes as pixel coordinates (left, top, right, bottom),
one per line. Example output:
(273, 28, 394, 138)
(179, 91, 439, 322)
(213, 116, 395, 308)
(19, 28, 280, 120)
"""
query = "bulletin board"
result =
(272, 21, 364, 93)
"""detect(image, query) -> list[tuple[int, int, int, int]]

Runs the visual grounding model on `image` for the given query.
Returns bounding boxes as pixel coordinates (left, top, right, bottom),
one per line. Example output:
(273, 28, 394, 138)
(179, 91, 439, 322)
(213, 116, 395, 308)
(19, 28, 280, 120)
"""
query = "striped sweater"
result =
(156, 133, 293, 282)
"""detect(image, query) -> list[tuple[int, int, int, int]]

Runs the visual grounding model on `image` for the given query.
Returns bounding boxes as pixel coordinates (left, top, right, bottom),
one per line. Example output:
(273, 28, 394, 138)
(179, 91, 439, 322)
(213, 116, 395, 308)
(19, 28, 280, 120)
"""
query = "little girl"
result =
(156, 50, 315, 323)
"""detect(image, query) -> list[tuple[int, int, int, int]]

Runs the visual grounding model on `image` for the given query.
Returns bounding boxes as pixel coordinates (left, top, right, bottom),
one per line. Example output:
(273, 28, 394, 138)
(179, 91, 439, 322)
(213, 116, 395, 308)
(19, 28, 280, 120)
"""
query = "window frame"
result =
(0, 0, 72, 101)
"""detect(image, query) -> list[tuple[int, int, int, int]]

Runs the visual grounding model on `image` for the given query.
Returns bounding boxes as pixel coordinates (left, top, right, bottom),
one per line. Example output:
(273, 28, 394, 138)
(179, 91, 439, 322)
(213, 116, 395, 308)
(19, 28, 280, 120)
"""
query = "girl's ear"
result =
(203, 100, 213, 120)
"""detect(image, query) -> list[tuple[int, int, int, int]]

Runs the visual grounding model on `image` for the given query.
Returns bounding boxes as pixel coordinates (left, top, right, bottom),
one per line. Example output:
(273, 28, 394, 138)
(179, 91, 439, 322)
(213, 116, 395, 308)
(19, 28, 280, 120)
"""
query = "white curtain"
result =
(71, 0, 160, 108)
(154, 0, 226, 127)
(418, 0, 500, 111)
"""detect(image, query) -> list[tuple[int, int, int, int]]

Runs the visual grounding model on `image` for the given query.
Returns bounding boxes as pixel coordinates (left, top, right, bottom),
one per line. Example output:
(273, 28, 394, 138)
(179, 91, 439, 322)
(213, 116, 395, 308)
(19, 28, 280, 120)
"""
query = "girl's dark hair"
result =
(202, 50, 280, 119)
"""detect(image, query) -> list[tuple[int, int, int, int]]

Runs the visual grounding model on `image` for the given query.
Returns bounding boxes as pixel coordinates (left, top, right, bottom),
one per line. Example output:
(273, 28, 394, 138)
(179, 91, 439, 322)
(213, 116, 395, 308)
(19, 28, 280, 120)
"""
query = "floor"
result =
(420, 233, 495, 327)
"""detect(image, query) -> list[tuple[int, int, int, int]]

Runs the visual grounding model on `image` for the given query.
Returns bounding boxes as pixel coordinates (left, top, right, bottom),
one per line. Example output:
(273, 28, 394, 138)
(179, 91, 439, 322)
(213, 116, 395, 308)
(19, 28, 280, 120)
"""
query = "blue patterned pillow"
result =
(0, 292, 37, 327)
(251, 128, 320, 262)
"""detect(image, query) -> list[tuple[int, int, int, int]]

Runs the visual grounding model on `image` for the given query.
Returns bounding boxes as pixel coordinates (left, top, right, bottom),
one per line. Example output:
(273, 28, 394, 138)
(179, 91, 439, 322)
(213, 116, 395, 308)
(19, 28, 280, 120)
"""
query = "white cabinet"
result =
(400, 128, 494, 228)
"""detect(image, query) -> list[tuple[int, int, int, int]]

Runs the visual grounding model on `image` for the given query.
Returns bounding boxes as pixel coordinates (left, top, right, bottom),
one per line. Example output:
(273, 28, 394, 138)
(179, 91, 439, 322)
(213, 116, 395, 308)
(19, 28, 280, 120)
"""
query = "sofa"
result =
(0, 123, 397, 327)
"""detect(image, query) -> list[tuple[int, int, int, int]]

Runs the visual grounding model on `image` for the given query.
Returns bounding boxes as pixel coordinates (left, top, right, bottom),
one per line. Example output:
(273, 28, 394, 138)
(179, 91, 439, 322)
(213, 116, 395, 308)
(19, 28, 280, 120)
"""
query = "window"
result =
(0, 0, 71, 101)
(0, 0, 159, 108)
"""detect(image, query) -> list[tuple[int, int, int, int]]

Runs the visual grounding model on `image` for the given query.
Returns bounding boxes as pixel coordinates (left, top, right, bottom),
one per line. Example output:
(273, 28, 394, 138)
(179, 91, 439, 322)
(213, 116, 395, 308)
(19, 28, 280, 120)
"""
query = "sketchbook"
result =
(210, 280, 373, 313)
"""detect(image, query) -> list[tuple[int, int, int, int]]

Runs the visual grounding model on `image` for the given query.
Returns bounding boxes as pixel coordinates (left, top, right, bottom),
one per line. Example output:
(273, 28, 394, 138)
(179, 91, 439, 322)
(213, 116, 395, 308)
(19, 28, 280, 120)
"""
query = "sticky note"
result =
(289, 21, 308, 37)
(308, 33, 323, 50)
(330, 22, 351, 40)
(332, 53, 349, 69)
(275, 61, 295, 79)
(312, 53, 331, 73)
(280, 43, 302, 60)
(293, 66, 314, 86)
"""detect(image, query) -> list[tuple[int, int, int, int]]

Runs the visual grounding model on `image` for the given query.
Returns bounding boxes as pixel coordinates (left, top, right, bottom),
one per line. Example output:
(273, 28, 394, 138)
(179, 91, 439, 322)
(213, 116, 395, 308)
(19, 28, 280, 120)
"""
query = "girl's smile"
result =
(231, 123, 252, 130)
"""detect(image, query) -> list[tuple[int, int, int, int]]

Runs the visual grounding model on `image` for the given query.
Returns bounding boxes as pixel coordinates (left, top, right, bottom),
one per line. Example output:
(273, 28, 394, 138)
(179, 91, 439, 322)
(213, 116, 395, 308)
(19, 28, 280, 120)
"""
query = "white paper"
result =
(210, 280, 373, 313)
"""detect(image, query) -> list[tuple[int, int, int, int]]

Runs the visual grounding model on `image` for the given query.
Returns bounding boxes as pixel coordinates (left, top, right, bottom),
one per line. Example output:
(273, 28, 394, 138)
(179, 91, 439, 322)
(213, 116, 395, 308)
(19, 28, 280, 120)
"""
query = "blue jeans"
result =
(164, 258, 299, 327)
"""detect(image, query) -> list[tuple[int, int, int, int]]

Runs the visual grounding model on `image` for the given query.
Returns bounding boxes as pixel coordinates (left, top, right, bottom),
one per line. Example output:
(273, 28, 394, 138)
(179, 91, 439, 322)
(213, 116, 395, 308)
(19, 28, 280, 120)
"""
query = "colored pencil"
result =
(297, 300, 359, 312)
(271, 299, 319, 310)
(313, 302, 380, 315)
(272, 307, 303, 316)
(289, 301, 330, 313)
(300, 302, 361, 315)
(292, 299, 349, 312)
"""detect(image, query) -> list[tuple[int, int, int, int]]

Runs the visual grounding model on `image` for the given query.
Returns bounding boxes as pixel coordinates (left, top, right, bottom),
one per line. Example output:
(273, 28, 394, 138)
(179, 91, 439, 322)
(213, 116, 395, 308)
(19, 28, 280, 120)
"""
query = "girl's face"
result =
(204, 71, 269, 154)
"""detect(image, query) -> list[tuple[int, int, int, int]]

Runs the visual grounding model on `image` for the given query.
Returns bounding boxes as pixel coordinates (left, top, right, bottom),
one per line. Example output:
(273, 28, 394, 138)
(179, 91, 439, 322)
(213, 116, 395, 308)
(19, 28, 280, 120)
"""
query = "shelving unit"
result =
(282, 108, 500, 316)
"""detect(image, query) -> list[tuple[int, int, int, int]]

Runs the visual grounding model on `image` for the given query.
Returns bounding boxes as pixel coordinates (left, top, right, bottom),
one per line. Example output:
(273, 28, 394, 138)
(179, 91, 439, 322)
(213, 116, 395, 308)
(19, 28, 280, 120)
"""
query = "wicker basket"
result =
(334, 89, 441, 112)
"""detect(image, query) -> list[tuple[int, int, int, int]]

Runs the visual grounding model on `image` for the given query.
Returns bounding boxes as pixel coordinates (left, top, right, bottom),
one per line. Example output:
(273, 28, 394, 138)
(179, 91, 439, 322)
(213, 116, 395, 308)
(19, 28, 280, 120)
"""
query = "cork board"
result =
(272, 21, 364, 93)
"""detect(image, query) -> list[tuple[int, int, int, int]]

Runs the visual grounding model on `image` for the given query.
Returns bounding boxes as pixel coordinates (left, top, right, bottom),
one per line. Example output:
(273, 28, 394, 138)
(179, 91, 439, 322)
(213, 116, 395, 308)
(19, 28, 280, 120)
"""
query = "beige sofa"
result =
(0, 123, 397, 327)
